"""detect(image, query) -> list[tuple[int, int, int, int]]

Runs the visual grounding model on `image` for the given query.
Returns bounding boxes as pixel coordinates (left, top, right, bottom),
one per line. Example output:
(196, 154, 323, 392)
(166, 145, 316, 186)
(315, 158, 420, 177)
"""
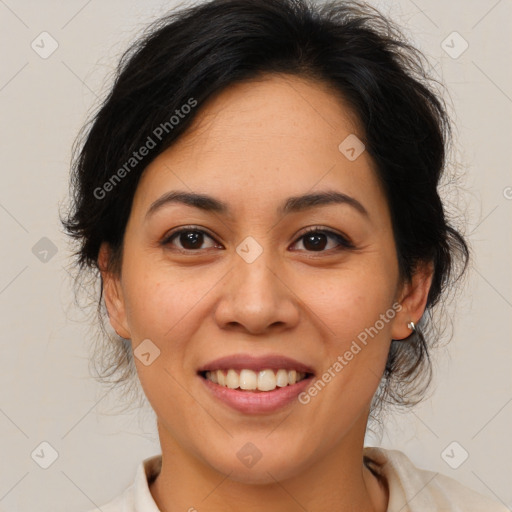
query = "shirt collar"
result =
(133, 454, 163, 512)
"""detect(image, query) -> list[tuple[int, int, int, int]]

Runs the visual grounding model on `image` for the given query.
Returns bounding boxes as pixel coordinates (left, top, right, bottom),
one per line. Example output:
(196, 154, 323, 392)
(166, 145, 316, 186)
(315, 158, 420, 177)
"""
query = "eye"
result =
(161, 226, 220, 251)
(161, 225, 354, 253)
(291, 227, 355, 252)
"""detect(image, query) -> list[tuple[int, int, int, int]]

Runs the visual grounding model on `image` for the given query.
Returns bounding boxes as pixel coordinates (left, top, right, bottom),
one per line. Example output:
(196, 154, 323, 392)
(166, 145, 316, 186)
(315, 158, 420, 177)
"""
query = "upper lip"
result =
(197, 354, 315, 375)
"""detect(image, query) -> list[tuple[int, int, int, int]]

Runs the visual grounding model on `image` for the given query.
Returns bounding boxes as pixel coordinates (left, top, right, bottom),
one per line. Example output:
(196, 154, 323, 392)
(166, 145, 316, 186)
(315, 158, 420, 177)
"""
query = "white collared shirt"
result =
(85, 447, 508, 511)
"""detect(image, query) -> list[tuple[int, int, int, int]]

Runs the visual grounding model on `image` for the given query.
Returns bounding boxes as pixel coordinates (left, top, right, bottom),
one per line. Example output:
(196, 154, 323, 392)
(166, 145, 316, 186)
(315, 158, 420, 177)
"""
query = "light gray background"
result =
(0, 1, 511, 511)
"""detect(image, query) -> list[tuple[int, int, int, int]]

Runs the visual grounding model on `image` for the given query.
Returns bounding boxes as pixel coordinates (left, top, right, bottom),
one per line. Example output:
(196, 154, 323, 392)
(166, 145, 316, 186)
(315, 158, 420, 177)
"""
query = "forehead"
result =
(132, 73, 384, 220)
(158, 73, 364, 161)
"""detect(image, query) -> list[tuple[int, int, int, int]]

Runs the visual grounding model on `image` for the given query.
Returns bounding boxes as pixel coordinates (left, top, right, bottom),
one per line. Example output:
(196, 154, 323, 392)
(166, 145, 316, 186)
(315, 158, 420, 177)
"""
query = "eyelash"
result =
(160, 225, 355, 254)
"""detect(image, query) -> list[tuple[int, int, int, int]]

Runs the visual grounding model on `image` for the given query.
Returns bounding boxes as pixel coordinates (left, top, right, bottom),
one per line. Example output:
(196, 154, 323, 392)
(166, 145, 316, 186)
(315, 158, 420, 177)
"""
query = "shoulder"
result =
(363, 446, 508, 512)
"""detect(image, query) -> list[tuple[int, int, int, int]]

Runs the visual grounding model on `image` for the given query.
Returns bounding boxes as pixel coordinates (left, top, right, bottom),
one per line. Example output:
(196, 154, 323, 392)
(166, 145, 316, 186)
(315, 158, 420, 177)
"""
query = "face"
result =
(100, 74, 431, 484)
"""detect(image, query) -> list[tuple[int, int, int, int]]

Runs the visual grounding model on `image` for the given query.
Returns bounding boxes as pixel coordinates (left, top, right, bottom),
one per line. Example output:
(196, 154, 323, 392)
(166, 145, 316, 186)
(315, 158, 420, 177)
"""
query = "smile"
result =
(203, 368, 309, 392)
(198, 370, 315, 414)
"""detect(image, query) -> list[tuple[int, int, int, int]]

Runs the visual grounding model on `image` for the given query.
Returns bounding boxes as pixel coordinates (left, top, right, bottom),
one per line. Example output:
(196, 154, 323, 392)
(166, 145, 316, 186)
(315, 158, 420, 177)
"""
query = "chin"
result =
(200, 441, 312, 484)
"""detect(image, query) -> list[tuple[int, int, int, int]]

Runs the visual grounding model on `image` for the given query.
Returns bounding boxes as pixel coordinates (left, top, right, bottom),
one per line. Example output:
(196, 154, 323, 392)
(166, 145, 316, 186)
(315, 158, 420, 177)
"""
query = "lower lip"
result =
(199, 374, 314, 414)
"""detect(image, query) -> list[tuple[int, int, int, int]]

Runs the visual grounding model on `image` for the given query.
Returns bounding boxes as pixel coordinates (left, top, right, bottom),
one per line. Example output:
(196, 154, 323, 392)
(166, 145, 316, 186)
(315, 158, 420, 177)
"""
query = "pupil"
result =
(305, 233, 326, 251)
(181, 231, 202, 249)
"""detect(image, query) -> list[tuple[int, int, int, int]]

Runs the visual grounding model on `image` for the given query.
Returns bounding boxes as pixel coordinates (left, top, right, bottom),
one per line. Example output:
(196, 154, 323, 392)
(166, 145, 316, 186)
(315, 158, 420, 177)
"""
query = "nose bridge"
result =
(233, 234, 281, 302)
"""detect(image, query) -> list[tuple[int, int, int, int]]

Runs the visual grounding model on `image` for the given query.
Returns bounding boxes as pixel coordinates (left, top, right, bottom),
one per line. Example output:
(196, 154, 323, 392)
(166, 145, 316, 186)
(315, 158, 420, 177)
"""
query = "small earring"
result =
(407, 321, 416, 332)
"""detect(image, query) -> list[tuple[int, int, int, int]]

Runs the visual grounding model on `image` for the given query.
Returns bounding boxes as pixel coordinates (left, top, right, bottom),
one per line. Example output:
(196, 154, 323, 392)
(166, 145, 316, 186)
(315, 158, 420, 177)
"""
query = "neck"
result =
(149, 417, 387, 512)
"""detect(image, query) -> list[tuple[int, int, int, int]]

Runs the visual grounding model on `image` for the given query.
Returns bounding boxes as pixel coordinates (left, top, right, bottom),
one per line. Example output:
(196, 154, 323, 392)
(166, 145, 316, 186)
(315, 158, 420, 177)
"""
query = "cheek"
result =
(301, 265, 397, 342)
(119, 259, 225, 392)
(299, 265, 396, 407)
(299, 283, 394, 445)
(120, 267, 208, 412)
(123, 272, 201, 343)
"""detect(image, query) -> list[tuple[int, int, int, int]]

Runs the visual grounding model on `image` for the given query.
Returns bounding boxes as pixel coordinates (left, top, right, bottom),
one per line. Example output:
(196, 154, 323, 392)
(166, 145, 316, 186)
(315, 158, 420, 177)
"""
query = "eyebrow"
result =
(145, 189, 369, 220)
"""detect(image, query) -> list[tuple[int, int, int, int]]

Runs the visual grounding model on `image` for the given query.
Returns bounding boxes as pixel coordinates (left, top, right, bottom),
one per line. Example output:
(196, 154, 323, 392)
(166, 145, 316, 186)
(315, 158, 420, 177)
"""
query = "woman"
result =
(61, 0, 507, 510)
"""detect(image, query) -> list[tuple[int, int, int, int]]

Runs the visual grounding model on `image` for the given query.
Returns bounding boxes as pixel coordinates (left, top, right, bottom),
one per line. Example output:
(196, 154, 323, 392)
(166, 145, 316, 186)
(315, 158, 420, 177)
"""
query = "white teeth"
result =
(276, 369, 288, 387)
(204, 369, 308, 391)
(257, 369, 276, 391)
(226, 369, 239, 389)
(240, 369, 257, 390)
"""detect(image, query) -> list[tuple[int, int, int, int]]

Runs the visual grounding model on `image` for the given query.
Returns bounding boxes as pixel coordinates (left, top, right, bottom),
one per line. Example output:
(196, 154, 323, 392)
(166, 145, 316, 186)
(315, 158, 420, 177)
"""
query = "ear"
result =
(98, 242, 131, 340)
(391, 260, 434, 340)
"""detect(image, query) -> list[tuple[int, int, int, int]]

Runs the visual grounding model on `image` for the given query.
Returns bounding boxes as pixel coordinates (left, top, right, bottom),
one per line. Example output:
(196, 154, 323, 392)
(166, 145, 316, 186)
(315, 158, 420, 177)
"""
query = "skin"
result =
(99, 73, 433, 512)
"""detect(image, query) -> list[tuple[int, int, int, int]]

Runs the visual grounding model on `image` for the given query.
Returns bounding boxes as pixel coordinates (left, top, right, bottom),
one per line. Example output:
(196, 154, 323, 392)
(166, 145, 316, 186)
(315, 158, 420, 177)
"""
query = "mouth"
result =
(198, 369, 315, 414)
(196, 354, 316, 414)
(198, 368, 313, 392)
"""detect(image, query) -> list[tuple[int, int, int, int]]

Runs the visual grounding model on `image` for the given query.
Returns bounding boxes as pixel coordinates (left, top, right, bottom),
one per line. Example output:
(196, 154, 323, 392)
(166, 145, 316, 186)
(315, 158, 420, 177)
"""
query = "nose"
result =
(213, 246, 301, 335)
